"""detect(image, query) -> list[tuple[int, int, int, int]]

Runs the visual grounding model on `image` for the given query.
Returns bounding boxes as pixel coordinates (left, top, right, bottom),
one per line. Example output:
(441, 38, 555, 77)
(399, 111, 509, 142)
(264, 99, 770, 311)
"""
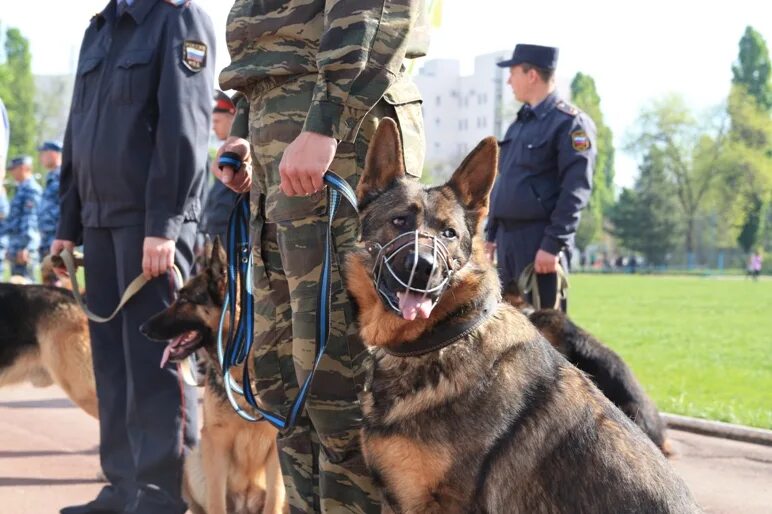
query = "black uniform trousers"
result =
(495, 220, 570, 312)
(82, 223, 198, 514)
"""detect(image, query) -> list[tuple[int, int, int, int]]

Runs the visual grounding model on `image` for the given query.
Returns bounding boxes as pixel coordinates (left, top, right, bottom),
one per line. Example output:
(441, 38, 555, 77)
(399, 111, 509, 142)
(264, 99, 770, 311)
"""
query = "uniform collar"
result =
(530, 91, 559, 120)
(103, 0, 158, 25)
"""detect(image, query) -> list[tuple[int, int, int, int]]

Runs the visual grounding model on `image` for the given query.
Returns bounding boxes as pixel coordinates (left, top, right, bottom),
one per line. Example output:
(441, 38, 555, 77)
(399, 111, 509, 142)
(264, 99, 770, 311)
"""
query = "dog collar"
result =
(382, 296, 500, 357)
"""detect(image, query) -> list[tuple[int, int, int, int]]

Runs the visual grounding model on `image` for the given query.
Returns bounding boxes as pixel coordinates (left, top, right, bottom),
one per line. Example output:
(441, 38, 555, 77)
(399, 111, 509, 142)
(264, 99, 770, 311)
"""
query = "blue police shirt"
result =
(0, 177, 42, 255)
(488, 92, 597, 254)
(0, 189, 8, 255)
(57, 0, 215, 244)
(38, 167, 61, 252)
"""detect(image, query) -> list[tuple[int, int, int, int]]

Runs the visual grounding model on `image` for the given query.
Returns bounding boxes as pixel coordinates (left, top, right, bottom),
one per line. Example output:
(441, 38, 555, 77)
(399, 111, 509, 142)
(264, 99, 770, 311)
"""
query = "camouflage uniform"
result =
(221, 1, 426, 512)
(38, 166, 61, 257)
(1, 177, 42, 279)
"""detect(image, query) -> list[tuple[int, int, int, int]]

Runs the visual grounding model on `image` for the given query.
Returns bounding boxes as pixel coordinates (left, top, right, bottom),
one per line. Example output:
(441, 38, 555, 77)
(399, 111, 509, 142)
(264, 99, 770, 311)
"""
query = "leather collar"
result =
(383, 296, 500, 357)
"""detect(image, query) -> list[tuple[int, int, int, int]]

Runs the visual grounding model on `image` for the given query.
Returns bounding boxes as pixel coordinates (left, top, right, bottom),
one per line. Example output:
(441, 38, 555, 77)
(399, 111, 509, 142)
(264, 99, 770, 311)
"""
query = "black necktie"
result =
(517, 105, 533, 121)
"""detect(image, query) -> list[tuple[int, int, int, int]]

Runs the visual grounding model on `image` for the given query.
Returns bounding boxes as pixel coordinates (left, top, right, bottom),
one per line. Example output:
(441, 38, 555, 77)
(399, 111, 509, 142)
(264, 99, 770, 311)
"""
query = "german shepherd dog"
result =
(344, 119, 700, 513)
(140, 239, 286, 514)
(505, 292, 671, 456)
(0, 283, 97, 419)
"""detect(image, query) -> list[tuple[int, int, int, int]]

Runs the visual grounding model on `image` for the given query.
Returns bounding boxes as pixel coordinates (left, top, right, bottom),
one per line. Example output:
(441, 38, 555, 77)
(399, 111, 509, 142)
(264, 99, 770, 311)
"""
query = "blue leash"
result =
(218, 171, 358, 430)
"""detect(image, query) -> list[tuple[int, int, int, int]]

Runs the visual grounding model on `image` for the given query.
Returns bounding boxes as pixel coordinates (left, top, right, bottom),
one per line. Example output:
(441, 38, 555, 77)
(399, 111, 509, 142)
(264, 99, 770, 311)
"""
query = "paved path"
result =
(1, 384, 770, 513)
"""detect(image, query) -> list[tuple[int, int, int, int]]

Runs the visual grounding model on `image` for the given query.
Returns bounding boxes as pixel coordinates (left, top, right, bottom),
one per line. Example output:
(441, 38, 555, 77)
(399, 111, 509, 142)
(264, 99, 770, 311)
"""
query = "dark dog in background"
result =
(141, 239, 285, 514)
(505, 289, 671, 456)
(344, 119, 699, 513)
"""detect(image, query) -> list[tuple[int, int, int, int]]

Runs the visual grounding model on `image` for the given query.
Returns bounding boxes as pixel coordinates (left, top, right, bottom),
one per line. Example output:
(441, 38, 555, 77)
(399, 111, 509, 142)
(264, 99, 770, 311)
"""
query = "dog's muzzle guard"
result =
(366, 231, 454, 317)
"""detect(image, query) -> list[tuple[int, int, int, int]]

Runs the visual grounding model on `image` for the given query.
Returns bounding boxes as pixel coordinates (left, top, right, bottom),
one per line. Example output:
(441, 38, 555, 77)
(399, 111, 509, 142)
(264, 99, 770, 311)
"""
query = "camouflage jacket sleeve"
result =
(303, 0, 421, 143)
(229, 92, 249, 139)
(145, 5, 215, 240)
(541, 113, 597, 254)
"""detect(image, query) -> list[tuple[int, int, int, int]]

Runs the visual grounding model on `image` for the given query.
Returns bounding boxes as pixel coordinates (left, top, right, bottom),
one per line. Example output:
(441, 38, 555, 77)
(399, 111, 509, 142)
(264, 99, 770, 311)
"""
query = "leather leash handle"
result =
(56, 248, 183, 324)
(517, 262, 569, 311)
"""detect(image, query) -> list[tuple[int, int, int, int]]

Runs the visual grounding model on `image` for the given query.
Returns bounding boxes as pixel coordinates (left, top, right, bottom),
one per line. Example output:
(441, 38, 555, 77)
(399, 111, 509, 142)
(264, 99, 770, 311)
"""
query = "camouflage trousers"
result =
(244, 74, 424, 514)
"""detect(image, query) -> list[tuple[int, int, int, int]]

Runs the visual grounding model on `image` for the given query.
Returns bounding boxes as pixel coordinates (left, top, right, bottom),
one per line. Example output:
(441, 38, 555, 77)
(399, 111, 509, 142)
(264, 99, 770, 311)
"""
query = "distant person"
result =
(629, 255, 638, 274)
(749, 250, 763, 281)
(37, 140, 63, 264)
(486, 44, 597, 311)
(0, 98, 9, 278)
(199, 90, 239, 243)
(49, 1, 215, 513)
(1, 156, 41, 281)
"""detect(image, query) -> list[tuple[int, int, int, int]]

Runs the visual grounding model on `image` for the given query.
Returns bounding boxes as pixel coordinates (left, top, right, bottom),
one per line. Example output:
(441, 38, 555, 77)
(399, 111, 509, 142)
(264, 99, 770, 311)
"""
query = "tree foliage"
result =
(608, 149, 681, 265)
(732, 26, 772, 111)
(570, 72, 615, 249)
(0, 26, 36, 161)
(625, 94, 727, 262)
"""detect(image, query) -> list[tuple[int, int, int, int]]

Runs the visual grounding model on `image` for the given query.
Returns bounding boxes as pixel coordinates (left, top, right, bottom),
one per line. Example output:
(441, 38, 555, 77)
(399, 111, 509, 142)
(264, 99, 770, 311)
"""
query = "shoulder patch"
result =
(570, 130, 591, 151)
(556, 101, 579, 116)
(182, 40, 207, 72)
(164, 0, 189, 6)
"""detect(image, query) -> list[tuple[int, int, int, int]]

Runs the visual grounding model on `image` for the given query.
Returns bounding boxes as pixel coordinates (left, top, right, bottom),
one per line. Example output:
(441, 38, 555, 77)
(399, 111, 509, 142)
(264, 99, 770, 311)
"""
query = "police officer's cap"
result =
(497, 44, 559, 70)
(6, 155, 33, 170)
(37, 140, 63, 153)
(213, 90, 236, 115)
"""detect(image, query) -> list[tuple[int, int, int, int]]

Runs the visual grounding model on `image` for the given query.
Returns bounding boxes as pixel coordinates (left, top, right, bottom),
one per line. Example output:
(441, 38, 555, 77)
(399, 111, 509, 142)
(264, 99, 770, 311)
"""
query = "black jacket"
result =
(57, 0, 215, 243)
(487, 92, 596, 254)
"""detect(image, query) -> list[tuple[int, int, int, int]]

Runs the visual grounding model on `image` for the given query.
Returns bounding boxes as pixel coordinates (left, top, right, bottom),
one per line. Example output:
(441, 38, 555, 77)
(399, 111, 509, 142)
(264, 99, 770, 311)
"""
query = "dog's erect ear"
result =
(447, 137, 498, 211)
(357, 117, 406, 203)
(210, 236, 227, 281)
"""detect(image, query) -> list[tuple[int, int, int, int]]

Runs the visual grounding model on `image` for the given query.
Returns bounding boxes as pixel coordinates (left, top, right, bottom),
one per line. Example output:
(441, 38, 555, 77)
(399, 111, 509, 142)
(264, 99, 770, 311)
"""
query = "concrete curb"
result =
(663, 413, 772, 447)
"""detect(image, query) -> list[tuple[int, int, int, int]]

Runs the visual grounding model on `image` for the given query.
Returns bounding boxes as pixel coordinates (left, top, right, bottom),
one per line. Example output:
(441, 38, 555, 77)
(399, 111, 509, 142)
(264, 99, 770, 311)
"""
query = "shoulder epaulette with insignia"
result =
(556, 101, 579, 116)
(163, 0, 190, 6)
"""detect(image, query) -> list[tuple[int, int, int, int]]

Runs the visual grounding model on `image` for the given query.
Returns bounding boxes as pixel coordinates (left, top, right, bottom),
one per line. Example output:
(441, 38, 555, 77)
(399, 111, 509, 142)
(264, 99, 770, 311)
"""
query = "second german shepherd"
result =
(505, 291, 671, 456)
(344, 119, 699, 513)
(141, 240, 286, 514)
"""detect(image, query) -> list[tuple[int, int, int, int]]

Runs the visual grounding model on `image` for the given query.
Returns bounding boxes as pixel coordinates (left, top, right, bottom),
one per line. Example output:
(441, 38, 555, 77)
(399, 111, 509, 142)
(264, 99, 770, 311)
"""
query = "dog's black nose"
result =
(402, 252, 435, 289)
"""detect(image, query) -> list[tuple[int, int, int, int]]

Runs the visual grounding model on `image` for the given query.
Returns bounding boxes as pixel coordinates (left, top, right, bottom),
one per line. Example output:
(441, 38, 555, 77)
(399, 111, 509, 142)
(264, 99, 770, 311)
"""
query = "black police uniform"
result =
(56, 1, 214, 513)
(487, 45, 596, 311)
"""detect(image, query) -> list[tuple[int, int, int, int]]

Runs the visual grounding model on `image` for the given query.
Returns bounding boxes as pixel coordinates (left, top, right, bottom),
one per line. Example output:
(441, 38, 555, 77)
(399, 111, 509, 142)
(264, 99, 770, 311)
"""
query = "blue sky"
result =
(1, 0, 770, 188)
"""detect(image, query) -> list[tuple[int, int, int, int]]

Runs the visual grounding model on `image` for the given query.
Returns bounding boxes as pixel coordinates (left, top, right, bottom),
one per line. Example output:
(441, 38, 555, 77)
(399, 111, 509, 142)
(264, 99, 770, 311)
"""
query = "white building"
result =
(413, 51, 570, 183)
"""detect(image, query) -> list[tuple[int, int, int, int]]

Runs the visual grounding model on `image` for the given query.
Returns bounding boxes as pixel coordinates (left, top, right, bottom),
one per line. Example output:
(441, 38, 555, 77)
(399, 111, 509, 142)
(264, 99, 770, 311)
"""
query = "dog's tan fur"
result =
(0, 285, 97, 419)
(141, 241, 286, 514)
(345, 119, 699, 513)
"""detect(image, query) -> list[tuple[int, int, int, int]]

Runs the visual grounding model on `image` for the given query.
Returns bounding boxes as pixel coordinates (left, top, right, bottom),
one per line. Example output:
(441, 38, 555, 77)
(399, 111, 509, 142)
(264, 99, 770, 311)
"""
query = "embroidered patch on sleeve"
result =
(182, 40, 207, 72)
(570, 130, 591, 151)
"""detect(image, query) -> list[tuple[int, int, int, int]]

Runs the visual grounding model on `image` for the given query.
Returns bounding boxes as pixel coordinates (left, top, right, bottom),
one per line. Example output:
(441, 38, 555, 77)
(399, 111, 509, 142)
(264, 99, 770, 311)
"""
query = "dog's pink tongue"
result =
(160, 343, 173, 368)
(397, 291, 434, 320)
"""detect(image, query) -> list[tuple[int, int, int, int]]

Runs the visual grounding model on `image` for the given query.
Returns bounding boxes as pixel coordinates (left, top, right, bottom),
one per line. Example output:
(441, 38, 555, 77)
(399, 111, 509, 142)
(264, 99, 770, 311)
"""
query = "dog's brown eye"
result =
(441, 228, 457, 239)
(392, 216, 406, 227)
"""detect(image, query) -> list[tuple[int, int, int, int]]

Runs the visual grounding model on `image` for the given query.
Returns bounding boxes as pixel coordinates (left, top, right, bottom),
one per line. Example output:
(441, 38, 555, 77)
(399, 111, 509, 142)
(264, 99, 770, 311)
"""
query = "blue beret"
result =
(7, 155, 33, 170)
(37, 140, 63, 152)
(497, 44, 559, 70)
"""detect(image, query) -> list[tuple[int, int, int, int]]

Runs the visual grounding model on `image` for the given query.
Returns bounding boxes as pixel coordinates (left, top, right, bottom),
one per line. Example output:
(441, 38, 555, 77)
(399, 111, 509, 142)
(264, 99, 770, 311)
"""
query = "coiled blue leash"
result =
(217, 160, 358, 430)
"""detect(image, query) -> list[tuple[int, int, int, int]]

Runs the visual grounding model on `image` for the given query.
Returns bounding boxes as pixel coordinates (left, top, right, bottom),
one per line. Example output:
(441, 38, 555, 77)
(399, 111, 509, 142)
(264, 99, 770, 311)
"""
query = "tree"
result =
(718, 27, 772, 254)
(732, 26, 772, 111)
(625, 94, 727, 265)
(570, 72, 616, 249)
(0, 26, 36, 161)
(608, 149, 681, 265)
(737, 192, 766, 253)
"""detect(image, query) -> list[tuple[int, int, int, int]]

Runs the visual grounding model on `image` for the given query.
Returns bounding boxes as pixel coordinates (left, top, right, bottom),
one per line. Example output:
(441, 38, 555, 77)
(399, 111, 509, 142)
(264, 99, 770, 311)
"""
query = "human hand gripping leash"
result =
(217, 150, 357, 430)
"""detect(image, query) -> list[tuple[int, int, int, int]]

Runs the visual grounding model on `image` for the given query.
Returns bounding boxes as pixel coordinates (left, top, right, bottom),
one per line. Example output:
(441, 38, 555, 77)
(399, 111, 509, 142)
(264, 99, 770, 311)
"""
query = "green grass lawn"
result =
(569, 274, 772, 430)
